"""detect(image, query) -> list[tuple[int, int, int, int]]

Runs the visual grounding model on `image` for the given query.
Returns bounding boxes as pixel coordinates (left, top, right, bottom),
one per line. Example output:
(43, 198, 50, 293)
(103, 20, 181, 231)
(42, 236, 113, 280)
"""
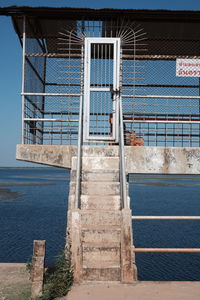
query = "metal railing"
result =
(132, 215, 200, 253)
(21, 17, 82, 145)
(132, 248, 200, 253)
(20, 16, 200, 147)
(119, 96, 128, 209)
(75, 44, 84, 209)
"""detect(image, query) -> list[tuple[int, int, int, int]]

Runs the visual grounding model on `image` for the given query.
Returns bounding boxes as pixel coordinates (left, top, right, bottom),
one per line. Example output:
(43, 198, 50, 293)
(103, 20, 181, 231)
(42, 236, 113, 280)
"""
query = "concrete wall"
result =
(16, 145, 200, 174)
(16, 145, 76, 168)
(125, 146, 200, 174)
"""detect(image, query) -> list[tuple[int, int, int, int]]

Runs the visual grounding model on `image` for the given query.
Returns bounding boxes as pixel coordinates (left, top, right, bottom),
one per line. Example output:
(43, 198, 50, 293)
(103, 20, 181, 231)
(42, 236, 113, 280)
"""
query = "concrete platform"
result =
(65, 281, 200, 300)
(0, 264, 199, 300)
(0, 263, 28, 283)
(0, 263, 31, 299)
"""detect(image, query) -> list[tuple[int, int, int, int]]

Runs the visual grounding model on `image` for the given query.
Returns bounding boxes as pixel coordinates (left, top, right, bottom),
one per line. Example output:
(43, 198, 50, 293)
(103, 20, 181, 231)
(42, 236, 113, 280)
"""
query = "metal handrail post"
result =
(119, 97, 128, 209)
(21, 16, 26, 144)
(75, 43, 84, 209)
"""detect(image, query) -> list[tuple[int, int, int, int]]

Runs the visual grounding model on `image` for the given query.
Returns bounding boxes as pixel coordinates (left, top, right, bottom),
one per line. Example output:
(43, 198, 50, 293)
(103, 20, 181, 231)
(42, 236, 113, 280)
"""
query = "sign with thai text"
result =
(176, 59, 200, 77)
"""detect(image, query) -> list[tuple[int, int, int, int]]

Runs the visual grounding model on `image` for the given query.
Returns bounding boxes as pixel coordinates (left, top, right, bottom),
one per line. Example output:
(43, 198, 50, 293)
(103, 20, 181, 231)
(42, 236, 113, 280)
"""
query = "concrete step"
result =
(71, 170, 120, 182)
(81, 146, 119, 157)
(81, 225, 121, 231)
(83, 261, 120, 269)
(82, 229, 121, 245)
(70, 182, 120, 196)
(82, 241, 120, 249)
(81, 195, 121, 210)
(82, 267, 121, 281)
(81, 211, 121, 228)
(72, 156, 119, 171)
(83, 246, 120, 267)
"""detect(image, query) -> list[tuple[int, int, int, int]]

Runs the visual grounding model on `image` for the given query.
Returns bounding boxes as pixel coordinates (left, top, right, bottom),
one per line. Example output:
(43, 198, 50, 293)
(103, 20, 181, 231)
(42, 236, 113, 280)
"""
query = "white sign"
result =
(176, 59, 200, 77)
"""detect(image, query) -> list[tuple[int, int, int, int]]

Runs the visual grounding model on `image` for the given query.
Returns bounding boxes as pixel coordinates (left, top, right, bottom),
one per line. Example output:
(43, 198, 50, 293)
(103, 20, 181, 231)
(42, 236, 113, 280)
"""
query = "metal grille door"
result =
(84, 38, 120, 142)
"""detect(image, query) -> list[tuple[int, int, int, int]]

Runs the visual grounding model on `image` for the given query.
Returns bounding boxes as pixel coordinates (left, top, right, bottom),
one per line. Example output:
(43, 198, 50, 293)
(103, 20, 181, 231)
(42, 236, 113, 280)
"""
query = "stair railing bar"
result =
(132, 216, 200, 220)
(132, 215, 200, 252)
(75, 42, 84, 209)
(119, 95, 128, 209)
(21, 16, 26, 144)
(132, 248, 200, 253)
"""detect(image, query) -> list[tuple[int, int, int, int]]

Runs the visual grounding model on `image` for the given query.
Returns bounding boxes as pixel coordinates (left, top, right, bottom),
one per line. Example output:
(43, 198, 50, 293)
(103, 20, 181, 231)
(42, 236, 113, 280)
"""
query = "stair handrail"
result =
(119, 95, 128, 209)
(75, 43, 84, 209)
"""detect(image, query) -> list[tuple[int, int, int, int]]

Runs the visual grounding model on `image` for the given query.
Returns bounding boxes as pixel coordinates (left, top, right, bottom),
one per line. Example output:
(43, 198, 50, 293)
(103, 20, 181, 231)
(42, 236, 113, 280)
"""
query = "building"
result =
(1, 6, 200, 283)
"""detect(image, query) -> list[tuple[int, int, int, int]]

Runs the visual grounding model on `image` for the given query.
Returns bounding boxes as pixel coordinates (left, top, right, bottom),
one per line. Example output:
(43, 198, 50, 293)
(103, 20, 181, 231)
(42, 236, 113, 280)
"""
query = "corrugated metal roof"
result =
(2, 6, 200, 57)
(0, 6, 200, 21)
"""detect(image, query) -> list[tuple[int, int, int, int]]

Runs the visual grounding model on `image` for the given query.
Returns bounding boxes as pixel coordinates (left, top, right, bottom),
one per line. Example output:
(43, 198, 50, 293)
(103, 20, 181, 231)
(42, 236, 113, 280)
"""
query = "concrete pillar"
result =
(121, 208, 137, 282)
(31, 240, 46, 298)
(68, 209, 82, 282)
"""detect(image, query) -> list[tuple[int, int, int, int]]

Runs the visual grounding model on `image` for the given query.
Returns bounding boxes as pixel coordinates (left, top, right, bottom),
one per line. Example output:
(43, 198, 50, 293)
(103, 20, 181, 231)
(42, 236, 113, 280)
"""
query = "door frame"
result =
(83, 37, 120, 142)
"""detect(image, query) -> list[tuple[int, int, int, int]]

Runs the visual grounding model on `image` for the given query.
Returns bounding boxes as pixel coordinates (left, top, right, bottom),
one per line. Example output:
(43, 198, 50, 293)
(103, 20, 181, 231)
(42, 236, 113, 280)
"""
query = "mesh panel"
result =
(89, 91, 113, 137)
(122, 42, 200, 147)
(23, 22, 83, 145)
(22, 17, 200, 146)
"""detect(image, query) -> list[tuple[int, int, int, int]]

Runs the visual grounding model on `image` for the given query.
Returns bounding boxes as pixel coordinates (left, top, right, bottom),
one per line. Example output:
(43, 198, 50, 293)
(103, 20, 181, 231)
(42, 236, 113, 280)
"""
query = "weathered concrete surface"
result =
(16, 145, 118, 169)
(72, 156, 119, 171)
(81, 210, 121, 228)
(125, 146, 200, 174)
(121, 209, 137, 283)
(67, 151, 137, 282)
(70, 182, 120, 196)
(68, 209, 82, 282)
(64, 282, 200, 300)
(81, 195, 121, 210)
(31, 240, 45, 298)
(16, 145, 76, 168)
(16, 145, 200, 174)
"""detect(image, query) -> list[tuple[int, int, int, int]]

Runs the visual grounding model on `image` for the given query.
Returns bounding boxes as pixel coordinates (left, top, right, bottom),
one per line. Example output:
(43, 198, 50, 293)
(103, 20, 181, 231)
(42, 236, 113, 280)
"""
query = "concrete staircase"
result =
(68, 146, 136, 282)
(80, 167, 121, 281)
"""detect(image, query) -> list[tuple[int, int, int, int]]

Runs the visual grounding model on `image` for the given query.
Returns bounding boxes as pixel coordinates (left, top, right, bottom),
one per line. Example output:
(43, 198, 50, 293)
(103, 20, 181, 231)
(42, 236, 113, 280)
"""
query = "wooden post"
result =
(31, 240, 46, 298)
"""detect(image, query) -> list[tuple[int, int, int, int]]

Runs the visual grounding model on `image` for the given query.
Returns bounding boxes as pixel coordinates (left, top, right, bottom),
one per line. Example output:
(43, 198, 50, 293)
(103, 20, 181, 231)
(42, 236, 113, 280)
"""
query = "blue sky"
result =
(1, 0, 200, 166)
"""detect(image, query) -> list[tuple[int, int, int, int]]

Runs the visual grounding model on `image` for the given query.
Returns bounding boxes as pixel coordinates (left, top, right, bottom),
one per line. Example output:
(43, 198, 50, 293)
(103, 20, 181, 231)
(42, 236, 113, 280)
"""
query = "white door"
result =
(83, 37, 120, 142)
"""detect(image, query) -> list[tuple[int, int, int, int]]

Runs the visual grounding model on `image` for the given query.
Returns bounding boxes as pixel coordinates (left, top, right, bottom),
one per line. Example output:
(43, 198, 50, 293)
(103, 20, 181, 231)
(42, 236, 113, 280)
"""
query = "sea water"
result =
(0, 168, 200, 281)
(0, 168, 69, 266)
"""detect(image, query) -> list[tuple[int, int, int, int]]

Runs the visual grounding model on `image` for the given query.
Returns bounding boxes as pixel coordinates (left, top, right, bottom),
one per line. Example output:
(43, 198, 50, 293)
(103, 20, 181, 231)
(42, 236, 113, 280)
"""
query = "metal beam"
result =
(132, 248, 200, 253)
(122, 94, 200, 99)
(132, 216, 200, 220)
(125, 55, 200, 61)
(124, 119, 200, 124)
(22, 93, 81, 97)
(21, 16, 26, 144)
(24, 118, 79, 122)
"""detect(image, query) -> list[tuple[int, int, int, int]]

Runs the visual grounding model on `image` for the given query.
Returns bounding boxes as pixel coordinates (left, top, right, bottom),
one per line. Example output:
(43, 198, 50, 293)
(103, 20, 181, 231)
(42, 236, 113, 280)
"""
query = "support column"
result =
(68, 209, 82, 282)
(121, 208, 137, 282)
